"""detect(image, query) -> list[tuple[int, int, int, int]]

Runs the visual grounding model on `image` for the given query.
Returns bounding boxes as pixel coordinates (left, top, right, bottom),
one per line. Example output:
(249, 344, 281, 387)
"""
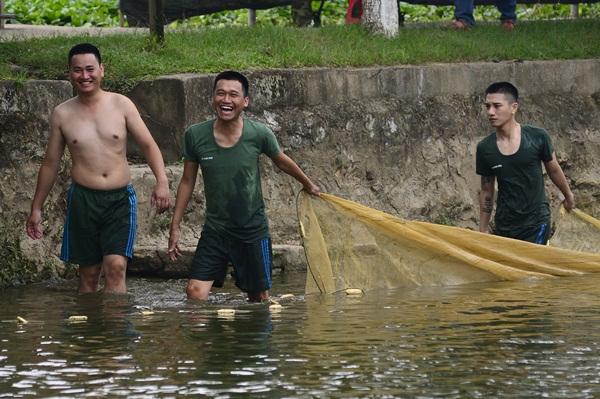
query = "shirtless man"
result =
(26, 43, 170, 293)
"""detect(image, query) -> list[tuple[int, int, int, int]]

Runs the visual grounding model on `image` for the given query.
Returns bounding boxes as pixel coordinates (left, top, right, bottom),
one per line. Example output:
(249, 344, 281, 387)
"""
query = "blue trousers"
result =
(454, 0, 517, 26)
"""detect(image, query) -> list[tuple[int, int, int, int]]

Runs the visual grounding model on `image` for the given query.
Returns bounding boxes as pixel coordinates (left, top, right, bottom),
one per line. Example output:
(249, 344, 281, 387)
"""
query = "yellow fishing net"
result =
(297, 192, 600, 295)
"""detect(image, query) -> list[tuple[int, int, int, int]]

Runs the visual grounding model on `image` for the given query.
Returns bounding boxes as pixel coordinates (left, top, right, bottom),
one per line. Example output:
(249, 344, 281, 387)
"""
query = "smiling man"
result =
(168, 70, 320, 302)
(26, 43, 170, 293)
(475, 81, 575, 244)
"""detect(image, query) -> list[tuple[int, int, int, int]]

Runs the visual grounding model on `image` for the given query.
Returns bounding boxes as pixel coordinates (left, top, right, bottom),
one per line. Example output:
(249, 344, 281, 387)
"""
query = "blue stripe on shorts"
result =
(534, 223, 548, 244)
(125, 185, 137, 258)
(261, 238, 272, 289)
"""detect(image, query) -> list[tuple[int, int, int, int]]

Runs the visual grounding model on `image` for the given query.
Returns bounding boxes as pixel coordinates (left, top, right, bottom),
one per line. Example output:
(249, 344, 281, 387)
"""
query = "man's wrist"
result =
(30, 206, 42, 214)
(155, 177, 169, 187)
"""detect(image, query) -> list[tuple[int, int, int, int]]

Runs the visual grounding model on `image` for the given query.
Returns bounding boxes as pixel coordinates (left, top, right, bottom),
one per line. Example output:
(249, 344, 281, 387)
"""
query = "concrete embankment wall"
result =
(1, 60, 600, 283)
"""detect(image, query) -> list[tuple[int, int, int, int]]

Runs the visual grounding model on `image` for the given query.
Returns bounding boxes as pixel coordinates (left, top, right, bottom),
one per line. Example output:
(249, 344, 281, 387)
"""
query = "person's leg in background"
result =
(496, 0, 517, 29)
(453, 0, 475, 28)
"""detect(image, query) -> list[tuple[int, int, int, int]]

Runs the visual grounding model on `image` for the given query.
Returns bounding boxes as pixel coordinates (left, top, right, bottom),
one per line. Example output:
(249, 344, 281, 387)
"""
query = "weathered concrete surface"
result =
(129, 59, 600, 163)
(2, 59, 600, 284)
(0, 24, 148, 42)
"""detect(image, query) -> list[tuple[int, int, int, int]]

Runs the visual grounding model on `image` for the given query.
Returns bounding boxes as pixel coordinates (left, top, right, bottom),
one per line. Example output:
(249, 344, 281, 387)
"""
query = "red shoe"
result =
(501, 20, 515, 31)
(451, 19, 469, 30)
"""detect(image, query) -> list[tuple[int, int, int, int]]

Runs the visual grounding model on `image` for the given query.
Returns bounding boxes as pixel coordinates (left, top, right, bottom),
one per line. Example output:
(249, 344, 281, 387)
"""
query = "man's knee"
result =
(78, 264, 101, 293)
(103, 256, 126, 278)
(186, 279, 213, 300)
(102, 255, 127, 293)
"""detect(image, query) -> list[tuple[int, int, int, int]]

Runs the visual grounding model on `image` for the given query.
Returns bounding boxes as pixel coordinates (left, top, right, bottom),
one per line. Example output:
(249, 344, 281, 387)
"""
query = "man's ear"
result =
(511, 101, 519, 114)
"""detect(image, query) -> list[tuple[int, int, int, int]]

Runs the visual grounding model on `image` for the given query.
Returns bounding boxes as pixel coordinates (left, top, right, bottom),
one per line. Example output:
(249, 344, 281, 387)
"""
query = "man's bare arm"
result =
(26, 109, 66, 239)
(122, 95, 170, 212)
(479, 175, 495, 233)
(544, 153, 575, 211)
(271, 152, 320, 196)
(168, 161, 199, 261)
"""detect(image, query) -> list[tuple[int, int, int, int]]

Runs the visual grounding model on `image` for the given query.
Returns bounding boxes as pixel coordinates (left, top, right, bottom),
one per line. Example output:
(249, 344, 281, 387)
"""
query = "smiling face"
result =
(69, 53, 104, 95)
(484, 92, 518, 129)
(212, 79, 249, 122)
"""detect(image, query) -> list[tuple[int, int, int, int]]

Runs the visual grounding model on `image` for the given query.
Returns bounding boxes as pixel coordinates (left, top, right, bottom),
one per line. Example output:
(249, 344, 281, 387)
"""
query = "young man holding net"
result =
(168, 71, 320, 302)
(476, 81, 575, 244)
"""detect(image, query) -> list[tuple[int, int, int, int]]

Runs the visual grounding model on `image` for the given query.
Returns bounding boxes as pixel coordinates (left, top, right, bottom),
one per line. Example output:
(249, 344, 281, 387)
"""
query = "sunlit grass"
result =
(1, 19, 599, 92)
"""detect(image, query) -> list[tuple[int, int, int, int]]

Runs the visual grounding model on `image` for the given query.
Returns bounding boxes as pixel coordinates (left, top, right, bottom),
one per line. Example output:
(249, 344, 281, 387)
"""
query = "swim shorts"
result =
(60, 183, 137, 266)
(190, 228, 273, 293)
(495, 219, 551, 245)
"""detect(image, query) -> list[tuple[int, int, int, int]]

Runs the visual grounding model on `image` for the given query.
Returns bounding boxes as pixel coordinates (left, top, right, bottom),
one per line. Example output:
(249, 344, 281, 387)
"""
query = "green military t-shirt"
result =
(183, 118, 281, 241)
(476, 124, 554, 235)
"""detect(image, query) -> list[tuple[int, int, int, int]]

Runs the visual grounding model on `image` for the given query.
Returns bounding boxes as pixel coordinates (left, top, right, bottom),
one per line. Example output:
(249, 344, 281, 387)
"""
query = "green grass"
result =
(1, 19, 599, 92)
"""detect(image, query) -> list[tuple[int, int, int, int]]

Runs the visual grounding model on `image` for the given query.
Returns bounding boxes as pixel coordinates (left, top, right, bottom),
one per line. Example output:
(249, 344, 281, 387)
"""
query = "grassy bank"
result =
(1, 19, 599, 92)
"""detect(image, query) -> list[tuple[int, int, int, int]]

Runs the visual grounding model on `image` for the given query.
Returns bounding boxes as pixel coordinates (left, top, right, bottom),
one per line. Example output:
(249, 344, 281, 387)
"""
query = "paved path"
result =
(0, 23, 148, 41)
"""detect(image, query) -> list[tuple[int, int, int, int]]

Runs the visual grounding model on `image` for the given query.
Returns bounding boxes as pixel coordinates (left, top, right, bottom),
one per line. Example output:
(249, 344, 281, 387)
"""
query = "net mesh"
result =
(297, 192, 600, 295)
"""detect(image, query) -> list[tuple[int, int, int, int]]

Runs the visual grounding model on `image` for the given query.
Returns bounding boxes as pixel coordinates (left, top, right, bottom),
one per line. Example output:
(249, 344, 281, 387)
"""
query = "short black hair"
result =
(485, 81, 518, 103)
(68, 43, 102, 65)
(213, 70, 249, 97)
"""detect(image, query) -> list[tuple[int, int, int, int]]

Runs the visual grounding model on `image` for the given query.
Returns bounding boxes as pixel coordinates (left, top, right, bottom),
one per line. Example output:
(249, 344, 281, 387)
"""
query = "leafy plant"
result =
(5, 0, 599, 28)
(5, 0, 120, 27)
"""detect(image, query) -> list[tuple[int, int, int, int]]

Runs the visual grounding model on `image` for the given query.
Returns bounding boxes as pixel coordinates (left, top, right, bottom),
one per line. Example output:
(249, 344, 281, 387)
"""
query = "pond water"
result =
(1, 271, 600, 398)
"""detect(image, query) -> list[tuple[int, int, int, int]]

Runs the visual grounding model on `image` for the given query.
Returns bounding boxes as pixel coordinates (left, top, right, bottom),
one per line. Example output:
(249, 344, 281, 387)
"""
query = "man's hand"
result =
(563, 192, 575, 211)
(151, 182, 171, 214)
(167, 226, 182, 261)
(305, 183, 321, 197)
(26, 210, 44, 240)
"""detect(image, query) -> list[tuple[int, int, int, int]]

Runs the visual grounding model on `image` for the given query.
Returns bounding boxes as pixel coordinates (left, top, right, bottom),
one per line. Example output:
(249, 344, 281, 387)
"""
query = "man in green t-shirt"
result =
(476, 81, 575, 244)
(168, 71, 320, 301)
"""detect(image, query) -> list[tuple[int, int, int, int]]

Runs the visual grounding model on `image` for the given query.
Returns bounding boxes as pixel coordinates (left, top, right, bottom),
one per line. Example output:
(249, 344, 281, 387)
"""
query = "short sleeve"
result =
(182, 127, 198, 162)
(539, 129, 554, 163)
(476, 142, 492, 176)
(261, 126, 281, 158)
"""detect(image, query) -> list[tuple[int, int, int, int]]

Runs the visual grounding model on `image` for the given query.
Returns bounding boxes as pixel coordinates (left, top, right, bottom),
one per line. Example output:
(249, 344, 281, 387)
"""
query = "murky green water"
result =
(1, 271, 600, 398)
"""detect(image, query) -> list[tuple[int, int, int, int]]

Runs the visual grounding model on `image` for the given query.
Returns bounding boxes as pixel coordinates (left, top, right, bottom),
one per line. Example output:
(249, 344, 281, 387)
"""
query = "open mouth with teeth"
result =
(78, 80, 95, 87)
(219, 105, 235, 116)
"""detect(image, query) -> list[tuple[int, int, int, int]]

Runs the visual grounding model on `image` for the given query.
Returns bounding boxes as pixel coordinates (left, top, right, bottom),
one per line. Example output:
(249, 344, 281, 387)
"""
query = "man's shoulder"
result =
(477, 132, 496, 149)
(243, 118, 272, 134)
(55, 91, 128, 112)
(186, 119, 215, 135)
(54, 97, 77, 115)
(107, 91, 130, 103)
(521, 124, 548, 136)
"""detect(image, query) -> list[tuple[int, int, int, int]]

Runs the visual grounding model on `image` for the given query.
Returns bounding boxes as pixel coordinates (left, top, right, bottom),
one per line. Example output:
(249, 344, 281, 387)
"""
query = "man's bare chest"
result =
(62, 115, 127, 149)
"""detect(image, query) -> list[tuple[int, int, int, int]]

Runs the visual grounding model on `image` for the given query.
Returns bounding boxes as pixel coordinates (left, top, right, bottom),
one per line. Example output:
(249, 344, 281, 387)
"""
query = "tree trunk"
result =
(361, 0, 398, 37)
(291, 0, 312, 27)
(148, 0, 165, 43)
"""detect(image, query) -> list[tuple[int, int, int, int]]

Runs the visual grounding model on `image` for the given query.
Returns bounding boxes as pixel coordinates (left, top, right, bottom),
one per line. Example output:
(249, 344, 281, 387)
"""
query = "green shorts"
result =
(60, 183, 137, 266)
(190, 229, 272, 293)
(495, 220, 551, 245)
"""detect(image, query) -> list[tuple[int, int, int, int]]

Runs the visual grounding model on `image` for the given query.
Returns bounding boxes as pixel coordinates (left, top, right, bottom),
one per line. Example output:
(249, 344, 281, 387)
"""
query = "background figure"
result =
(453, 0, 517, 30)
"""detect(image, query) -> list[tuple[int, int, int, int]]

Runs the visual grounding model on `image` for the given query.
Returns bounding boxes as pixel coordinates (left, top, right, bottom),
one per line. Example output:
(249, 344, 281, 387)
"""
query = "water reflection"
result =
(1, 273, 600, 397)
